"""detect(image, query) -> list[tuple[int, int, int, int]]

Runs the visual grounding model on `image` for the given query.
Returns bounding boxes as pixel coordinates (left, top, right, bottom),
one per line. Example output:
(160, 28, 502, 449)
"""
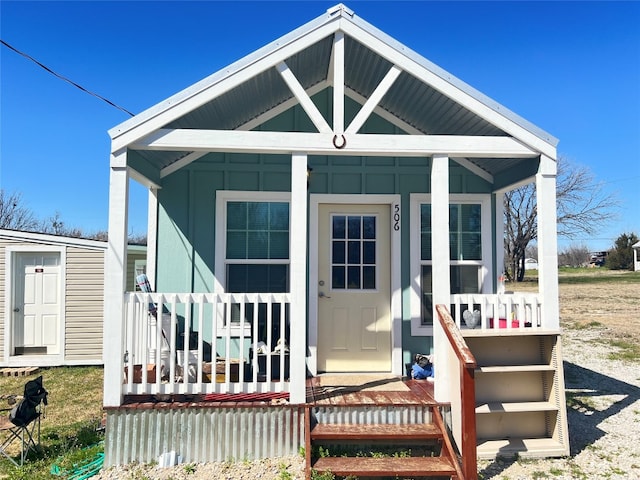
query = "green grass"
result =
(0, 366, 104, 479)
(606, 340, 640, 362)
(571, 321, 605, 330)
(514, 268, 640, 286)
(557, 268, 640, 285)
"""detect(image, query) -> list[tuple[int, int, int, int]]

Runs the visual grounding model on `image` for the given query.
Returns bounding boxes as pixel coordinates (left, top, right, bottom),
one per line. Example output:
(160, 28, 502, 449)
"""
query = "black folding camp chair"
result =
(0, 375, 48, 466)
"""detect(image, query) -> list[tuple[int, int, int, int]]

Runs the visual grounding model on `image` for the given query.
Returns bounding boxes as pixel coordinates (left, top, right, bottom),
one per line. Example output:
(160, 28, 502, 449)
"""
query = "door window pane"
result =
(348, 216, 361, 239)
(332, 266, 346, 289)
(363, 241, 375, 264)
(347, 266, 361, 289)
(333, 216, 346, 239)
(332, 241, 345, 264)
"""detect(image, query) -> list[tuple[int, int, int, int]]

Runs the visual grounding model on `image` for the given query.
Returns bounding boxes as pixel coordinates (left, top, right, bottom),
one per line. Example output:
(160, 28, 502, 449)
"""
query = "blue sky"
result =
(1, 1, 639, 251)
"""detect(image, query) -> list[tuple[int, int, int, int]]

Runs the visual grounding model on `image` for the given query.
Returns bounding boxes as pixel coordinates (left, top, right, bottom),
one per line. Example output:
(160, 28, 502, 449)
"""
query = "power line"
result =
(1, 38, 135, 117)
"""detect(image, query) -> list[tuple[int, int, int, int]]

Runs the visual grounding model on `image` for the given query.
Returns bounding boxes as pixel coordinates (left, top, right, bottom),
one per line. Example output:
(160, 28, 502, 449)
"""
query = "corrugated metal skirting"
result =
(104, 406, 305, 467)
(313, 404, 432, 425)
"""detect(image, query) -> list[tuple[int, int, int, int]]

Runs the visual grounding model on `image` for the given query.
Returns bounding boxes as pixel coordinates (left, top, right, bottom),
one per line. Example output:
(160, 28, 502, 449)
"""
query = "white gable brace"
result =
(131, 129, 538, 158)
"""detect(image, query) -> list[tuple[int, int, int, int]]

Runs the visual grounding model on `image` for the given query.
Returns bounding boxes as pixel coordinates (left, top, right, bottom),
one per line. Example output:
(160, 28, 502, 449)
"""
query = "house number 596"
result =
(393, 204, 400, 231)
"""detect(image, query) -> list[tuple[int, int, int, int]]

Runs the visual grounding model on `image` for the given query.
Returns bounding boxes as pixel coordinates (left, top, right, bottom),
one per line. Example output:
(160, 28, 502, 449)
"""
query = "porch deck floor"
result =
(118, 378, 436, 409)
(306, 377, 436, 406)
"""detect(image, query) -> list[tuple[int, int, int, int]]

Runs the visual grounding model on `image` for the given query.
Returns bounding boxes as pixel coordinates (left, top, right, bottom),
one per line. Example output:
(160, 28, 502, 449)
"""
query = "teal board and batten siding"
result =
(152, 92, 493, 362)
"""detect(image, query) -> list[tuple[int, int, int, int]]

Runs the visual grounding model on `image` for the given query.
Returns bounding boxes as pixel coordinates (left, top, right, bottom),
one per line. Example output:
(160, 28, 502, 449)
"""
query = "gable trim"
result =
(110, 17, 341, 152)
(339, 20, 557, 157)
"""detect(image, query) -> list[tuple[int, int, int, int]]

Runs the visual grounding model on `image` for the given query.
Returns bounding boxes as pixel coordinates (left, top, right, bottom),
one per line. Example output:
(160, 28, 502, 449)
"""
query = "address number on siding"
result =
(393, 203, 400, 231)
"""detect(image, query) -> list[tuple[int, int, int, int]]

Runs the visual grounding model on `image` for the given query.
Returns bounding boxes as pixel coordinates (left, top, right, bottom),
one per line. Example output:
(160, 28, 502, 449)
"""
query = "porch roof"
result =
(109, 3, 557, 187)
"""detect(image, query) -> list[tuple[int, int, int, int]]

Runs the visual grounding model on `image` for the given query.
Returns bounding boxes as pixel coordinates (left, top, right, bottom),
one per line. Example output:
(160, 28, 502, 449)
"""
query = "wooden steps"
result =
(310, 422, 443, 441)
(305, 405, 462, 479)
(312, 456, 457, 477)
(466, 332, 570, 459)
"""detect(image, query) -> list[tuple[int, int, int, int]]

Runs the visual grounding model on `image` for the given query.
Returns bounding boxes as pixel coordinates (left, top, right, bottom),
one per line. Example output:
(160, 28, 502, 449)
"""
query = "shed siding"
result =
(0, 239, 9, 351)
(65, 247, 104, 361)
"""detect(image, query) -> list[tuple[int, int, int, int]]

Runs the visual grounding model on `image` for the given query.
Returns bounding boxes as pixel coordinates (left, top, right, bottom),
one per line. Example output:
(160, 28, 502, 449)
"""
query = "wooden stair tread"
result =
(311, 422, 442, 440)
(476, 365, 555, 373)
(312, 456, 456, 476)
(476, 401, 558, 413)
(477, 437, 567, 459)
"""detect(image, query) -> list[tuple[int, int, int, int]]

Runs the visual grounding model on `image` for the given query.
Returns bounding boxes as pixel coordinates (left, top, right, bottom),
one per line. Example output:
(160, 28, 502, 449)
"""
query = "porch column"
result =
(431, 154, 450, 402)
(103, 150, 129, 407)
(290, 152, 308, 404)
(536, 154, 560, 329)
(494, 192, 505, 291)
(145, 187, 159, 287)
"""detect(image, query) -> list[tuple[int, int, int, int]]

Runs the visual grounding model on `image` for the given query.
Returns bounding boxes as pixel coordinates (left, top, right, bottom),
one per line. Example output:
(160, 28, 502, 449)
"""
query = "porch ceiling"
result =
(118, 4, 556, 185)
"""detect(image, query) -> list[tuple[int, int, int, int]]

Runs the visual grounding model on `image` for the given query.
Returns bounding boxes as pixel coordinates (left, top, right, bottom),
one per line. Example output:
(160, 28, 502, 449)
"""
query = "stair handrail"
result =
(436, 304, 478, 480)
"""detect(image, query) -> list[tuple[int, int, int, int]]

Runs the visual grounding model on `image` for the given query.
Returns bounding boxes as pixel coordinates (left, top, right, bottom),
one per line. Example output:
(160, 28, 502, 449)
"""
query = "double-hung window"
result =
(410, 194, 491, 335)
(225, 201, 290, 294)
(216, 192, 291, 342)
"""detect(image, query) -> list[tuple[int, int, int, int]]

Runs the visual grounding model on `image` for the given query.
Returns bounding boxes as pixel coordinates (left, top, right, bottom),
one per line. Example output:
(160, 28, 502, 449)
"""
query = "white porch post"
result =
(145, 187, 159, 287)
(290, 153, 308, 403)
(103, 150, 129, 407)
(431, 154, 450, 402)
(494, 191, 505, 291)
(536, 154, 560, 330)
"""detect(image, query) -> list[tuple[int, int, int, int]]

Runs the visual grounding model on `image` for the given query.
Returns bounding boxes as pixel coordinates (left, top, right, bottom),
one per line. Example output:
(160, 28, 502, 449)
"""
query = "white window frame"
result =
(409, 194, 493, 336)
(214, 190, 291, 336)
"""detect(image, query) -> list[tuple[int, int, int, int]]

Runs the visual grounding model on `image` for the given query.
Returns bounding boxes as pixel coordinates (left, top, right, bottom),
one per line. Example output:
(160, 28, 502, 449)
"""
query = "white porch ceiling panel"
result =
(112, 4, 557, 181)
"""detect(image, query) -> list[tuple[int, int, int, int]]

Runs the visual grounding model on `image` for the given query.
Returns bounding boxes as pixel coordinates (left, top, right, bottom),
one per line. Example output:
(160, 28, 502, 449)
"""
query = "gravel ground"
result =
(94, 280, 640, 480)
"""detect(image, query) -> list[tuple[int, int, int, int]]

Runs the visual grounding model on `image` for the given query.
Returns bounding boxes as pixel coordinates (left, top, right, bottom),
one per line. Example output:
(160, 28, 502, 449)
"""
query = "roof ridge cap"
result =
(327, 3, 355, 18)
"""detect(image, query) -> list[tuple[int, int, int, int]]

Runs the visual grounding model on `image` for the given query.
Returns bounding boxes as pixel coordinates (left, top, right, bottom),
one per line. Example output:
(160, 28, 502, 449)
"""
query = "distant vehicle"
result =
(589, 251, 607, 267)
(524, 258, 539, 270)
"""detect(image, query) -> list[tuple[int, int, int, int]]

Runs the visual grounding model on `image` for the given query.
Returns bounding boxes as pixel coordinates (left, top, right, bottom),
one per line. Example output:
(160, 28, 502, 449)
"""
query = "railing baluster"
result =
(196, 294, 205, 385)
(122, 292, 292, 397)
(251, 295, 260, 387)
(266, 295, 273, 387)
(450, 292, 544, 331)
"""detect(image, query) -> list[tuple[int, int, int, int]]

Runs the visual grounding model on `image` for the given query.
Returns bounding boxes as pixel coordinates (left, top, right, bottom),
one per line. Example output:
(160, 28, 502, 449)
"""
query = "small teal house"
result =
(103, 4, 569, 474)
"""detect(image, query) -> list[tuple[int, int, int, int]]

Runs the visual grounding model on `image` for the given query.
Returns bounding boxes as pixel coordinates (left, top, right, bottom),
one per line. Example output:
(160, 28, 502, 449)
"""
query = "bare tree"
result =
(505, 157, 618, 281)
(557, 244, 591, 268)
(38, 211, 83, 237)
(0, 190, 39, 231)
(0, 191, 146, 244)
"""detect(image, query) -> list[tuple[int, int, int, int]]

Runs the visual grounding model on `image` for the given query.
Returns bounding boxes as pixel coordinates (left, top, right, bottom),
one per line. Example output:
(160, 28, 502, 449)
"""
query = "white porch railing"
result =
(122, 292, 292, 396)
(450, 293, 543, 331)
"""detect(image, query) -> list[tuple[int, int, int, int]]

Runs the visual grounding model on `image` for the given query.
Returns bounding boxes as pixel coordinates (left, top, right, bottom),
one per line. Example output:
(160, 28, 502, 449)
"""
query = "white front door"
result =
(317, 204, 391, 372)
(13, 253, 61, 355)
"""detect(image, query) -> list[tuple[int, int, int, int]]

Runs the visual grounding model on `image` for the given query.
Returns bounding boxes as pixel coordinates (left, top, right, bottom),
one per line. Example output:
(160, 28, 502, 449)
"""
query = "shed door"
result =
(317, 204, 391, 372)
(13, 253, 61, 355)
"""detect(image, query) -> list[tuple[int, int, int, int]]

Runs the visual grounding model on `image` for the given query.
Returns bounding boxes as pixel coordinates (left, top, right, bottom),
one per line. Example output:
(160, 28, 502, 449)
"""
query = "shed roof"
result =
(110, 3, 557, 183)
(0, 228, 106, 250)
